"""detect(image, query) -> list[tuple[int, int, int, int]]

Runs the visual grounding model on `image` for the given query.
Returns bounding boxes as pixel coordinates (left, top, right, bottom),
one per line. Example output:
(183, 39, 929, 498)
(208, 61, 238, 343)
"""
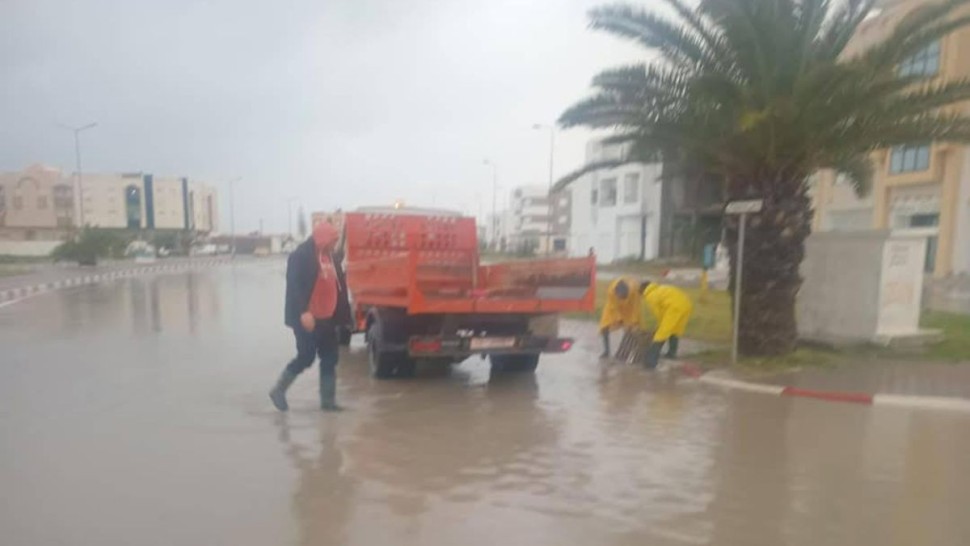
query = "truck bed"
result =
(342, 211, 595, 315)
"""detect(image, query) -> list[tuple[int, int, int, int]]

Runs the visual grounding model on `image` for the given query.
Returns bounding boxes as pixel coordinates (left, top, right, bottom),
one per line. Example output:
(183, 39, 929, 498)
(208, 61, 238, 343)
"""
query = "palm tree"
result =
(561, 0, 970, 356)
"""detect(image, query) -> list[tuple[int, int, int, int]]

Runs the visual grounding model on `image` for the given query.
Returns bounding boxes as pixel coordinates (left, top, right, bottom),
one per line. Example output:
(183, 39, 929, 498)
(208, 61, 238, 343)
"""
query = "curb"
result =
(0, 258, 231, 309)
(679, 362, 970, 414)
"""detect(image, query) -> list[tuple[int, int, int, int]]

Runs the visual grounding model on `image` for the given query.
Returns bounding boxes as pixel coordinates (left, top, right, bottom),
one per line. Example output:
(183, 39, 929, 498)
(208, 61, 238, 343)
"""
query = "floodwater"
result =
(1, 260, 969, 546)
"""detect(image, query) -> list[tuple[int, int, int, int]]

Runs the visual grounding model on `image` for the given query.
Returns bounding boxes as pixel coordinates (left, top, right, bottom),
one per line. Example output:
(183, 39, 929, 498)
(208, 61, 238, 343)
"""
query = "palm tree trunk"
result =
(725, 186, 812, 357)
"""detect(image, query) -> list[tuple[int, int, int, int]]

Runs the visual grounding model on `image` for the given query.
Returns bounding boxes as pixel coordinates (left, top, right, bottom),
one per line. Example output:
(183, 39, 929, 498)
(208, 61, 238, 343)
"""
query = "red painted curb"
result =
(681, 362, 704, 379)
(678, 361, 875, 405)
(780, 387, 874, 405)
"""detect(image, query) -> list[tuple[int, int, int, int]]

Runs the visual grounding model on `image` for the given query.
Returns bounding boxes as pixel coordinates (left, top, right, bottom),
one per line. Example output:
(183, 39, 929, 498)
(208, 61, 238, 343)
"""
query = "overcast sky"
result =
(1, 0, 648, 234)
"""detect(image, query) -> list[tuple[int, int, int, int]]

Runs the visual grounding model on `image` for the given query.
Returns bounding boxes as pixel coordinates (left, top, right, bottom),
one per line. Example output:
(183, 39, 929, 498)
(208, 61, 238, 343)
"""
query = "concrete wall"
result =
(0, 240, 61, 256)
(953, 148, 970, 274)
(798, 230, 926, 344)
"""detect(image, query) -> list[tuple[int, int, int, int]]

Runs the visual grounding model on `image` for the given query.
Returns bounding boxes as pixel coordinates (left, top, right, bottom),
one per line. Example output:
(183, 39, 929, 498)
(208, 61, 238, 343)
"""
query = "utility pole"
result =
(227, 177, 241, 259)
(286, 197, 299, 238)
(533, 124, 555, 255)
(58, 122, 98, 227)
(483, 159, 498, 250)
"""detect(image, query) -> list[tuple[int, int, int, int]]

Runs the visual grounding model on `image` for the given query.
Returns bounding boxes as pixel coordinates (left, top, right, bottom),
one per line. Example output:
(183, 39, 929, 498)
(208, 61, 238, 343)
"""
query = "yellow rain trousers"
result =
(642, 283, 693, 342)
(598, 277, 641, 331)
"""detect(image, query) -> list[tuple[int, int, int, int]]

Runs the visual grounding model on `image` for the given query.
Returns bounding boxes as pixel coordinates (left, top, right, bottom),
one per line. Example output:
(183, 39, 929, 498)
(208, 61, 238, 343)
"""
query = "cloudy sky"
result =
(1, 0, 649, 234)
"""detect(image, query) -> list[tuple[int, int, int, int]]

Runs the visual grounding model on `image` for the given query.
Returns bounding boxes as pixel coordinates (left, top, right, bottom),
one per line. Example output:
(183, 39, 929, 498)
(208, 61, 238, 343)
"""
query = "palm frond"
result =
(551, 159, 630, 193)
(826, 153, 874, 197)
(588, 4, 719, 69)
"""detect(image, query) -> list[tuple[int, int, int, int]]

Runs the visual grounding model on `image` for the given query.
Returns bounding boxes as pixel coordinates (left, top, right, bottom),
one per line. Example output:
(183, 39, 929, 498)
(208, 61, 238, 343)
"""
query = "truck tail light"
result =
(410, 338, 442, 353)
(546, 338, 574, 352)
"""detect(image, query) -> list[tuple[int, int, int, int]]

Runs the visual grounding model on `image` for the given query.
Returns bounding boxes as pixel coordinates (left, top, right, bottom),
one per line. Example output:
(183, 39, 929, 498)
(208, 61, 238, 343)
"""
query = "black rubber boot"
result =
(269, 369, 298, 412)
(665, 336, 680, 359)
(643, 342, 663, 369)
(320, 369, 344, 412)
(600, 330, 611, 359)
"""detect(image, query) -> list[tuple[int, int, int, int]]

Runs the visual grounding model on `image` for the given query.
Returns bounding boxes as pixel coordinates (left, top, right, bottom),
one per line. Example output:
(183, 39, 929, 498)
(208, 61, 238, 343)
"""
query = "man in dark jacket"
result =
(270, 221, 352, 412)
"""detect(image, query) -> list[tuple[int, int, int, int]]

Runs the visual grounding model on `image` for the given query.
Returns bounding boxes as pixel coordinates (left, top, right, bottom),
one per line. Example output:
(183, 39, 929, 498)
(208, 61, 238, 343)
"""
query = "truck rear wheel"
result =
(367, 321, 413, 379)
(490, 354, 540, 374)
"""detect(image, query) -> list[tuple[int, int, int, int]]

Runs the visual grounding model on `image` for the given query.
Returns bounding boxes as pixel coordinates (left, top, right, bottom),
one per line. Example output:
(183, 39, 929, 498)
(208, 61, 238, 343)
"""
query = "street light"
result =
(58, 121, 98, 227)
(286, 196, 299, 238)
(483, 159, 498, 250)
(533, 123, 555, 255)
(227, 177, 242, 259)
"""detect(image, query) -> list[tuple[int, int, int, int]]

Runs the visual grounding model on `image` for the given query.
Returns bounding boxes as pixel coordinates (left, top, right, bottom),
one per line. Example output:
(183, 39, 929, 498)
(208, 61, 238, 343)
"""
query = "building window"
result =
(56, 217, 73, 228)
(591, 189, 598, 205)
(559, 196, 568, 207)
(623, 173, 640, 204)
(600, 178, 617, 207)
(553, 238, 566, 251)
(37, 196, 48, 209)
(889, 144, 930, 174)
(898, 40, 941, 78)
(13, 196, 23, 210)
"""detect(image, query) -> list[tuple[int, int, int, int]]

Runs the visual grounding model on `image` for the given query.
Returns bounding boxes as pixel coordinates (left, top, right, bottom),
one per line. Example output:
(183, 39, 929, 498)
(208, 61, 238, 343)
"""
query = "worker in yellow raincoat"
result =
(598, 277, 641, 358)
(641, 281, 693, 368)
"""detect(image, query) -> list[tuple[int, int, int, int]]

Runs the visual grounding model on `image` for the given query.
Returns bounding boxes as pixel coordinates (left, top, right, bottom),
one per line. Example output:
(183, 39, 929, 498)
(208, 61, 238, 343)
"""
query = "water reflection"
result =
(276, 414, 357, 546)
(344, 371, 559, 514)
(120, 271, 218, 336)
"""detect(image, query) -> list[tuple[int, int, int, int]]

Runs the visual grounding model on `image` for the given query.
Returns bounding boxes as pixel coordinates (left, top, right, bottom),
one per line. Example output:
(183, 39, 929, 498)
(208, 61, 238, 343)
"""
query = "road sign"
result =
(723, 198, 763, 364)
(724, 199, 764, 215)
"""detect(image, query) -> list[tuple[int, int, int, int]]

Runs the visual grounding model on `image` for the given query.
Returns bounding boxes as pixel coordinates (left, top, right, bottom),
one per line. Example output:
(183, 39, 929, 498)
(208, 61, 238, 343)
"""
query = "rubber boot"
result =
(665, 336, 680, 359)
(319, 368, 343, 412)
(600, 330, 611, 359)
(269, 369, 298, 412)
(643, 342, 663, 369)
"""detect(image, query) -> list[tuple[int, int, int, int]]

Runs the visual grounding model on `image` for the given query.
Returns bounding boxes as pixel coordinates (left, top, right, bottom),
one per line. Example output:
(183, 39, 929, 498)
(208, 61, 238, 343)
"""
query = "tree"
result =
(51, 228, 129, 264)
(560, 0, 970, 356)
(297, 206, 308, 239)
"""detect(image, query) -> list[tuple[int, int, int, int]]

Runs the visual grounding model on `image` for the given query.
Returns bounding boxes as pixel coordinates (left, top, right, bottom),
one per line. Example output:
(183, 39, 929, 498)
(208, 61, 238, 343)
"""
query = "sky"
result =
(0, 0, 648, 234)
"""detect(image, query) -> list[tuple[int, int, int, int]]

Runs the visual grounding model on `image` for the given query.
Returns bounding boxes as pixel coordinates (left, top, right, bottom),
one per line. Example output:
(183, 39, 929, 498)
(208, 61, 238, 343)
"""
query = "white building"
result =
(508, 185, 552, 254)
(486, 210, 515, 252)
(564, 140, 663, 263)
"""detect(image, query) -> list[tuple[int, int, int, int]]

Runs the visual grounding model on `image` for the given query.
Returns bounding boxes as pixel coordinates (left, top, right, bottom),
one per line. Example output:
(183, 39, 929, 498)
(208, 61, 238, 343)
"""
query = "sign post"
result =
(724, 199, 764, 364)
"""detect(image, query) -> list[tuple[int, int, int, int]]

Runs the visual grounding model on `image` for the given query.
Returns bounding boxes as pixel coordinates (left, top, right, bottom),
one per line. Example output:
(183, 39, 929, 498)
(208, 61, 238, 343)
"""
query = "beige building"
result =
(811, 0, 970, 277)
(0, 165, 219, 238)
(0, 164, 74, 233)
(149, 176, 184, 230)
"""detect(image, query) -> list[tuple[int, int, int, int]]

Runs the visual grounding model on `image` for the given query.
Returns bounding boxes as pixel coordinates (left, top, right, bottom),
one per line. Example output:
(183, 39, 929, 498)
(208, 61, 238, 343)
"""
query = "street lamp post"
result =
(483, 159, 498, 250)
(59, 122, 98, 227)
(286, 197, 299, 238)
(533, 124, 555, 255)
(227, 177, 242, 259)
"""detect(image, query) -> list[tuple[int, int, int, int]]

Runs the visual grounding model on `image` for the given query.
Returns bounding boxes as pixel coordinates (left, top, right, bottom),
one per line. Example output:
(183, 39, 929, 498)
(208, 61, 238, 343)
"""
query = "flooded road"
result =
(2, 260, 969, 545)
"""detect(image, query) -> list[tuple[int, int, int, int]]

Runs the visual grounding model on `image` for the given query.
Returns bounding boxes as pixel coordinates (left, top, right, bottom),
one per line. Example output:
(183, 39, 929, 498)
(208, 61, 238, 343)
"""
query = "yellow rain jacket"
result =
(642, 283, 693, 342)
(598, 277, 641, 331)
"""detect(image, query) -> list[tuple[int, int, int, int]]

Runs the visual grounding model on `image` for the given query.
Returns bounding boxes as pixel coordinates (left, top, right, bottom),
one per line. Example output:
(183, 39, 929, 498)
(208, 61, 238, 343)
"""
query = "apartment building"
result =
(0, 165, 219, 238)
(811, 0, 970, 276)
(561, 140, 663, 263)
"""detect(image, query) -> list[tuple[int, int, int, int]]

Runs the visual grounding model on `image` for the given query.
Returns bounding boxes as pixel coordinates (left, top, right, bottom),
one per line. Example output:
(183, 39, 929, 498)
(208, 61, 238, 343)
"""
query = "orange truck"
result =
(341, 207, 596, 378)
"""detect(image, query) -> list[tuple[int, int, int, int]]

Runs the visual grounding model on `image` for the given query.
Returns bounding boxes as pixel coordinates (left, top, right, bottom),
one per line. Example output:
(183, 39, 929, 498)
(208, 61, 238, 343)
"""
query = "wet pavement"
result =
(2, 260, 969, 546)
(758, 359, 970, 398)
